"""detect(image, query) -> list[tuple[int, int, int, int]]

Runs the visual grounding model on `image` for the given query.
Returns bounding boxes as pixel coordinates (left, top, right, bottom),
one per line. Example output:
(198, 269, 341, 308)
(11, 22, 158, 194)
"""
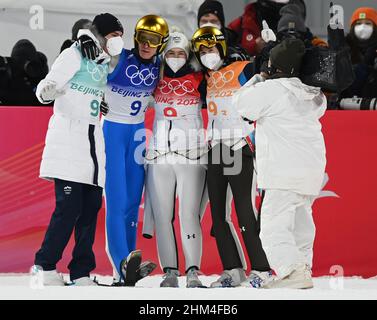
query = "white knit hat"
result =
(164, 28, 190, 58)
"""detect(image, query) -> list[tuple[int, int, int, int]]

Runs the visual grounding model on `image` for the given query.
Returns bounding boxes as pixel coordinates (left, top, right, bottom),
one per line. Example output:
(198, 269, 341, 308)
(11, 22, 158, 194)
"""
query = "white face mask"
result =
(354, 24, 374, 40)
(166, 57, 186, 73)
(106, 36, 124, 56)
(200, 53, 223, 70)
(200, 22, 222, 29)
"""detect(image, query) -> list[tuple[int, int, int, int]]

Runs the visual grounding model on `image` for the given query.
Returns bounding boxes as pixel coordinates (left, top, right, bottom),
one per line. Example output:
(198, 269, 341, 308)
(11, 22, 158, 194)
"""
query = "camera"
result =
(340, 97, 377, 110)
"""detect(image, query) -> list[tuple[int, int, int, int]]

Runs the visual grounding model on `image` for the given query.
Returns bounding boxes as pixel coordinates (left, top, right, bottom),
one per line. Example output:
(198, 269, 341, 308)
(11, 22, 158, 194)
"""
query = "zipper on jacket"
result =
(168, 120, 173, 152)
(211, 119, 215, 144)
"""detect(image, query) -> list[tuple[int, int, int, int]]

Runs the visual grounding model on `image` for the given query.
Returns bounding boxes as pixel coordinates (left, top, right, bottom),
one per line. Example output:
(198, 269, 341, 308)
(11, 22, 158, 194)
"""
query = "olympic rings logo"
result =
(86, 62, 108, 82)
(207, 70, 234, 90)
(157, 79, 195, 96)
(125, 65, 159, 87)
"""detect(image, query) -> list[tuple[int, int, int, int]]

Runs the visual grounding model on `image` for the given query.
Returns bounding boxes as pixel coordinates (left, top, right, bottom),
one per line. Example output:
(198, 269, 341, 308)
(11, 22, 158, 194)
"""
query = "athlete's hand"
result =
(261, 20, 276, 43)
(245, 74, 266, 87)
(78, 35, 100, 60)
(39, 81, 65, 103)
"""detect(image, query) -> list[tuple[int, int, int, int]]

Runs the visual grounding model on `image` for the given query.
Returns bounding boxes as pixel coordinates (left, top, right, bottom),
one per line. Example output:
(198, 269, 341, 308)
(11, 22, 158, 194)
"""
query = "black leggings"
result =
(35, 179, 103, 281)
(207, 143, 270, 272)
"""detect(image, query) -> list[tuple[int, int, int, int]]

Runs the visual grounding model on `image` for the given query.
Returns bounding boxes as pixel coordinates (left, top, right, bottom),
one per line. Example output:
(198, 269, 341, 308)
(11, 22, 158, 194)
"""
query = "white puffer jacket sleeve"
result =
(36, 47, 81, 104)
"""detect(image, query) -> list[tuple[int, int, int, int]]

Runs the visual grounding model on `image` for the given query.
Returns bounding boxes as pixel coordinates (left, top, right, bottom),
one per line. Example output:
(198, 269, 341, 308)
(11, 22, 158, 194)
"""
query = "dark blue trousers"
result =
(35, 178, 102, 281)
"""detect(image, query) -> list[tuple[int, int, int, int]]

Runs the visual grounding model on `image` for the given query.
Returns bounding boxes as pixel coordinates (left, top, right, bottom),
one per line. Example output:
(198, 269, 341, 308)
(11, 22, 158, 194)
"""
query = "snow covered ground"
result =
(0, 274, 377, 300)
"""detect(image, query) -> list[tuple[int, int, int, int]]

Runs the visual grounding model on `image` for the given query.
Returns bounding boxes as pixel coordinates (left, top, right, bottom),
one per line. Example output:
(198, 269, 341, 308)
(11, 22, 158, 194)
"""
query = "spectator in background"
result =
(256, 3, 327, 73)
(0, 39, 49, 106)
(277, 4, 327, 47)
(60, 18, 92, 52)
(228, 0, 306, 56)
(198, 0, 250, 62)
(342, 7, 377, 99)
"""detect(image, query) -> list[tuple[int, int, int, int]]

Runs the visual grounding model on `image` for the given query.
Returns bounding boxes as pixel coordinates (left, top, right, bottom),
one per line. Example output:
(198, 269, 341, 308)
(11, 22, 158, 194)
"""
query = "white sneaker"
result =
(241, 270, 274, 288)
(72, 277, 98, 286)
(210, 268, 246, 288)
(160, 269, 180, 288)
(186, 268, 204, 288)
(264, 264, 314, 289)
(30, 266, 65, 286)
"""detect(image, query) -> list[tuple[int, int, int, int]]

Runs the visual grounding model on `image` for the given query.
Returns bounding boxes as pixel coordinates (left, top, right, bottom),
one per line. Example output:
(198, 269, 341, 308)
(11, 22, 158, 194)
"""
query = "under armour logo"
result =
(64, 186, 72, 195)
(187, 234, 196, 239)
(240, 226, 246, 232)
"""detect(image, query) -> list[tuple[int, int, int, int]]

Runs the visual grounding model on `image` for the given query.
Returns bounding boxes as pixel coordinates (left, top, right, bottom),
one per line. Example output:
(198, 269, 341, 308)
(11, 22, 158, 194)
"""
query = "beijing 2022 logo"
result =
(125, 65, 159, 86)
(86, 62, 108, 82)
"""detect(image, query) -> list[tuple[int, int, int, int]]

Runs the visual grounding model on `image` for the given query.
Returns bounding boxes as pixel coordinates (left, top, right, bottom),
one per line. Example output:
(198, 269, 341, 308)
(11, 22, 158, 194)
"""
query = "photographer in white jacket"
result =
(233, 38, 327, 289)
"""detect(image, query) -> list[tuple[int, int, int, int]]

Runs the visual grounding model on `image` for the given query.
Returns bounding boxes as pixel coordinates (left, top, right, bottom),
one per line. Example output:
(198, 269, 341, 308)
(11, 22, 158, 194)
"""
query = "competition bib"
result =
(206, 61, 252, 141)
(105, 49, 160, 123)
(154, 73, 202, 120)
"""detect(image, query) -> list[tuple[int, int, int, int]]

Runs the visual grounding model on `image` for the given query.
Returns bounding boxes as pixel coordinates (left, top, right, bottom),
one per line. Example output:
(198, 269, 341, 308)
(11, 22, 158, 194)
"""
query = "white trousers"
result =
(144, 154, 207, 272)
(260, 190, 316, 278)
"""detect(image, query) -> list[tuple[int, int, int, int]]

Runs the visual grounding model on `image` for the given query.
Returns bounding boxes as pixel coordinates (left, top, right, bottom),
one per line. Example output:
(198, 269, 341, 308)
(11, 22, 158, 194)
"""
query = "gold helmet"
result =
(134, 15, 169, 55)
(191, 26, 227, 60)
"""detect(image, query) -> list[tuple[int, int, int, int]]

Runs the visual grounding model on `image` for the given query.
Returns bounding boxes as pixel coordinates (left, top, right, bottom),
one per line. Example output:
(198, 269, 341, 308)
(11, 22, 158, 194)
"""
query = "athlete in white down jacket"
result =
(32, 14, 123, 286)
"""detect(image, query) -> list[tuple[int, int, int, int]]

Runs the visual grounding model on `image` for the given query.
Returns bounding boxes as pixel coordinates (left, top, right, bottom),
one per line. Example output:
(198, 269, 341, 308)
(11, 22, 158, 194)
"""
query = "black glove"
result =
(100, 99, 109, 116)
(78, 35, 100, 60)
(227, 46, 251, 62)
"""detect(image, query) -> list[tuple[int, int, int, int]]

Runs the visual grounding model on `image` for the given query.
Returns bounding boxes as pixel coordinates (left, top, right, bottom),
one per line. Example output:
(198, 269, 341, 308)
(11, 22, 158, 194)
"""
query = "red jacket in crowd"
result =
(228, 3, 261, 56)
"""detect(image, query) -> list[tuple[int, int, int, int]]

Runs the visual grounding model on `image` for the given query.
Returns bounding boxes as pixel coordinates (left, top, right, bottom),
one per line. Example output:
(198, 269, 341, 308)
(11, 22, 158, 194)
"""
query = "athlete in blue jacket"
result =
(79, 14, 169, 286)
